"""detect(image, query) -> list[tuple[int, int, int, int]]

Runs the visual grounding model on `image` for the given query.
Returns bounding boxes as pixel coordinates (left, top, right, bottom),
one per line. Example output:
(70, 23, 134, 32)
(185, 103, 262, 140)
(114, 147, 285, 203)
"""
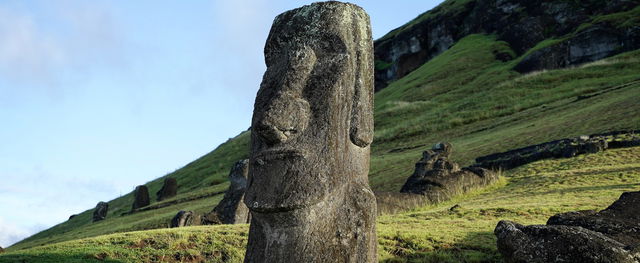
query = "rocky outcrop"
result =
(244, 2, 377, 262)
(92, 201, 109, 222)
(475, 131, 640, 170)
(495, 191, 640, 263)
(374, 0, 640, 90)
(514, 25, 640, 73)
(131, 185, 150, 210)
(203, 159, 251, 225)
(156, 178, 177, 202)
(68, 214, 77, 220)
(170, 210, 201, 228)
(400, 143, 498, 202)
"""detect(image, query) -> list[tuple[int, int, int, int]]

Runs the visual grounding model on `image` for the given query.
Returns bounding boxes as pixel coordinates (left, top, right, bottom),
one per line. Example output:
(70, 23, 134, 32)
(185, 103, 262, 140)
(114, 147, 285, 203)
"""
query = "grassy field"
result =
(3, 146, 638, 262)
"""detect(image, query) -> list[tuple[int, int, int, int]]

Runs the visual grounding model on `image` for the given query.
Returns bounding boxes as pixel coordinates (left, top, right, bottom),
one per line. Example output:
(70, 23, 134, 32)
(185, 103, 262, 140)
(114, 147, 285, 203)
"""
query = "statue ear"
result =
(349, 47, 374, 148)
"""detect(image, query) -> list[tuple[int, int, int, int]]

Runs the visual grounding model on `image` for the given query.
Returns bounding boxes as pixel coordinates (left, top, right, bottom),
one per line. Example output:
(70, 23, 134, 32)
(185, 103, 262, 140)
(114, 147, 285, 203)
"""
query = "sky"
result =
(0, 0, 444, 248)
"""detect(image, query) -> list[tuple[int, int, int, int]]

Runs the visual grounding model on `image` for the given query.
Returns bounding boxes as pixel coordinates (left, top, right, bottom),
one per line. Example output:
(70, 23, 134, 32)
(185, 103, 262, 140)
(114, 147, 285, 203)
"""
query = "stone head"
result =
(245, 2, 374, 213)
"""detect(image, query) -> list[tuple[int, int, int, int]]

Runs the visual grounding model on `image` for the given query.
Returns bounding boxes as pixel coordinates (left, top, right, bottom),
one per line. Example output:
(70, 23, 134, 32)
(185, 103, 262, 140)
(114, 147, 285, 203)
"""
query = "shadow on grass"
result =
(0, 252, 124, 263)
(381, 230, 502, 263)
(508, 182, 640, 197)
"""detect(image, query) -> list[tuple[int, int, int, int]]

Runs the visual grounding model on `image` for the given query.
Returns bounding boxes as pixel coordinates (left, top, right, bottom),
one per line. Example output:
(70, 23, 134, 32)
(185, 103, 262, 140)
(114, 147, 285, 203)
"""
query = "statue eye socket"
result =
(317, 34, 347, 55)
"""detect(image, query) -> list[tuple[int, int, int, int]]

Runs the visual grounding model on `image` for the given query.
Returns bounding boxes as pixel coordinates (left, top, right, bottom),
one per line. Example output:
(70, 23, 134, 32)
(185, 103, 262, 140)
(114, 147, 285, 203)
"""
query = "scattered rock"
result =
(156, 178, 177, 202)
(203, 159, 251, 225)
(449, 204, 461, 212)
(131, 185, 150, 211)
(495, 191, 640, 263)
(92, 201, 109, 222)
(400, 143, 499, 203)
(170, 210, 201, 228)
(244, 2, 377, 262)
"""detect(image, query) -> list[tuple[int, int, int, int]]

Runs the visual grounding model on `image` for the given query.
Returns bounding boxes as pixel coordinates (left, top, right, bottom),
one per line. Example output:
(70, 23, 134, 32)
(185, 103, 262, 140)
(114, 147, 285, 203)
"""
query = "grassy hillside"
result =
(8, 29, 640, 252)
(3, 146, 638, 262)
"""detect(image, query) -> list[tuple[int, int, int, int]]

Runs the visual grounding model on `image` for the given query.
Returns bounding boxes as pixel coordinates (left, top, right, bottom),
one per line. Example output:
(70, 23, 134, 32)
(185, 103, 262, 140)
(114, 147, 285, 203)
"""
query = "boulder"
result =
(92, 201, 108, 222)
(170, 210, 201, 228)
(244, 2, 377, 262)
(156, 178, 177, 201)
(495, 191, 640, 263)
(203, 159, 251, 225)
(131, 185, 150, 210)
(400, 143, 499, 203)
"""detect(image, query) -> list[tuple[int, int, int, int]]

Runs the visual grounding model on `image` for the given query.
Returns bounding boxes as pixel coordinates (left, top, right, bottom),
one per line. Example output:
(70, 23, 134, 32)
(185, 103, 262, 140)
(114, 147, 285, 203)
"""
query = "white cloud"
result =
(0, 1, 124, 89)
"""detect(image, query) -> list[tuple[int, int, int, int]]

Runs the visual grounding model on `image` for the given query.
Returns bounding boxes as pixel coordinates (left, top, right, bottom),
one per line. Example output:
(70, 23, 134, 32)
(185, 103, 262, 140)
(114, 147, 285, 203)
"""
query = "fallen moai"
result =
(244, 2, 377, 262)
(400, 142, 499, 203)
(475, 131, 640, 170)
(495, 191, 640, 263)
(92, 201, 109, 222)
(131, 185, 150, 210)
(156, 178, 177, 201)
(170, 210, 201, 228)
(203, 159, 251, 225)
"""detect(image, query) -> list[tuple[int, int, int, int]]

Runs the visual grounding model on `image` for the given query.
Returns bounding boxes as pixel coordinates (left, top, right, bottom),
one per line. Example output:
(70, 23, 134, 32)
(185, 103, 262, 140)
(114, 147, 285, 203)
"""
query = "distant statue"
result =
(156, 177, 177, 201)
(92, 201, 109, 222)
(131, 185, 150, 210)
(244, 2, 377, 262)
(203, 159, 251, 224)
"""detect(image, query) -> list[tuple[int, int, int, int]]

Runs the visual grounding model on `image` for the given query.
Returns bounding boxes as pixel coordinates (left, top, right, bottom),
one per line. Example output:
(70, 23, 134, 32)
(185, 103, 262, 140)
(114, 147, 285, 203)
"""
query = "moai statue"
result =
(205, 159, 251, 224)
(244, 2, 377, 262)
(131, 185, 150, 210)
(92, 201, 109, 222)
(156, 177, 177, 201)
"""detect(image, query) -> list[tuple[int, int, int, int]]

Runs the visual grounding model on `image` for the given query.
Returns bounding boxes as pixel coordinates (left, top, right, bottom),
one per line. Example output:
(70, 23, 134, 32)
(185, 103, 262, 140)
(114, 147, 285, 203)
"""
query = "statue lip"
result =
(253, 148, 306, 163)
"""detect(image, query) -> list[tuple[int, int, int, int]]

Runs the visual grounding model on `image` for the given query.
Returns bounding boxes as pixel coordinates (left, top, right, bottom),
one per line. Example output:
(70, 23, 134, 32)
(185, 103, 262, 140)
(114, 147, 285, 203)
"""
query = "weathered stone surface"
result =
(400, 143, 498, 202)
(203, 159, 251, 225)
(131, 185, 150, 210)
(495, 220, 639, 263)
(495, 191, 640, 263)
(475, 131, 639, 170)
(156, 178, 177, 201)
(92, 201, 108, 222)
(170, 210, 201, 228)
(244, 2, 377, 262)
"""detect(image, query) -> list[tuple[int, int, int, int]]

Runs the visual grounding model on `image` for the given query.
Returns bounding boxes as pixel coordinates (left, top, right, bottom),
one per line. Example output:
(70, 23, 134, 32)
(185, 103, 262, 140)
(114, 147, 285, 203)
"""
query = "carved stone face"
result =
(245, 4, 374, 213)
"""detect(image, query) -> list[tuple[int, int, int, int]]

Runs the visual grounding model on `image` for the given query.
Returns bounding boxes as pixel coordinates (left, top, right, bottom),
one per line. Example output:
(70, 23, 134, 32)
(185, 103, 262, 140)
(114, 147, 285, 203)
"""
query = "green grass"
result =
(3, 147, 638, 262)
(9, 33, 640, 252)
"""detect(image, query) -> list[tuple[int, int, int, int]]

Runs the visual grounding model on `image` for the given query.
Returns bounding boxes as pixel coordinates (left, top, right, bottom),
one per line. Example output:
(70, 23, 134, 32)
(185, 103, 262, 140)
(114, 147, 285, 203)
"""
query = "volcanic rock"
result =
(495, 191, 640, 263)
(244, 2, 377, 262)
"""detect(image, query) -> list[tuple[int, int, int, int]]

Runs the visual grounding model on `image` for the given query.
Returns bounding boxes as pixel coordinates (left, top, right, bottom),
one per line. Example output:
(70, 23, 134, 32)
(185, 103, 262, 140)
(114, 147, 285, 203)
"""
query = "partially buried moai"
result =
(244, 2, 376, 262)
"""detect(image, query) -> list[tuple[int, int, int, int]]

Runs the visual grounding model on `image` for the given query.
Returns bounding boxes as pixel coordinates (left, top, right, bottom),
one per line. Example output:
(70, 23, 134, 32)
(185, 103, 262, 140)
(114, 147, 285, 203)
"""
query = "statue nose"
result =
(255, 93, 311, 145)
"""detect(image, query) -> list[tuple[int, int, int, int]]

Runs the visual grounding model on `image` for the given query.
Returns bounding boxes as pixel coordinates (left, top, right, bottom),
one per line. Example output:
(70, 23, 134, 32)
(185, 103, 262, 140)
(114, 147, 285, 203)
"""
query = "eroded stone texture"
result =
(156, 178, 177, 201)
(495, 191, 640, 263)
(170, 210, 201, 228)
(244, 2, 377, 262)
(203, 159, 251, 225)
(400, 143, 498, 202)
(131, 185, 150, 210)
(92, 201, 109, 222)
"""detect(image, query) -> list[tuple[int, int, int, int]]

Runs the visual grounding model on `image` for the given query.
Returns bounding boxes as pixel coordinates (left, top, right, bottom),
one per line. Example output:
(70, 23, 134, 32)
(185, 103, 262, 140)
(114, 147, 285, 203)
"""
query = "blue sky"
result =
(0, 0, 443, 247)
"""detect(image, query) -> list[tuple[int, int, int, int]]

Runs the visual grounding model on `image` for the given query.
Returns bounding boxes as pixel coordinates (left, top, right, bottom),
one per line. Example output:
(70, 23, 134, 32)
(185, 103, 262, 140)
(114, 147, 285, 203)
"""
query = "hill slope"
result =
(2, 146, 638, 262)
(7, 0, 640, 254)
